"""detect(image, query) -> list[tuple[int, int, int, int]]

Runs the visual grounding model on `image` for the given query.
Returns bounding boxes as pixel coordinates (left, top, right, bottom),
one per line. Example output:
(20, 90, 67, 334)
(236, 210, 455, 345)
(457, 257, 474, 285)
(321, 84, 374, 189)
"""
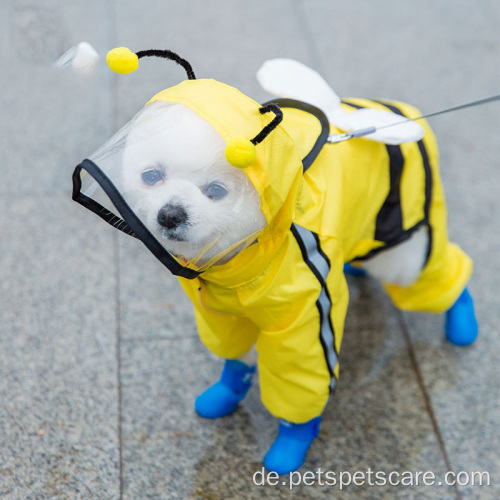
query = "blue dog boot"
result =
(263, 417, 321, 475)
(445, 287, 478, 346)
(195, 360, 256, 419)
(343, 263, 367, 277)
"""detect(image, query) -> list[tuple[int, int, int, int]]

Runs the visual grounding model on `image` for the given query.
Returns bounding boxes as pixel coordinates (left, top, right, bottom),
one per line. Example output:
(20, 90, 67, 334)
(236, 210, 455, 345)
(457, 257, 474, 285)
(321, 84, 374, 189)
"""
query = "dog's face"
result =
(121, 101, 266, 265)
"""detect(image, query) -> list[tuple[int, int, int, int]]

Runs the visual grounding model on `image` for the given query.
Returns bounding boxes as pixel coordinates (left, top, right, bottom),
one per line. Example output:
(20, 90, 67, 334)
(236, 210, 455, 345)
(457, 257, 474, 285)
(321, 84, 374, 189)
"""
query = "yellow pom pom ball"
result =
(106, 47, 139, 74)
(225, 137, 257, 169)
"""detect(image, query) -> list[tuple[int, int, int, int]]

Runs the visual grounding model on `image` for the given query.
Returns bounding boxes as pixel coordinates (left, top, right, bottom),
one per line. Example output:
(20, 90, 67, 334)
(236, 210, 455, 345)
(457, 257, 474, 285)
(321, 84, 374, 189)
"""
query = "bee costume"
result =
(72, 47, 478, 474)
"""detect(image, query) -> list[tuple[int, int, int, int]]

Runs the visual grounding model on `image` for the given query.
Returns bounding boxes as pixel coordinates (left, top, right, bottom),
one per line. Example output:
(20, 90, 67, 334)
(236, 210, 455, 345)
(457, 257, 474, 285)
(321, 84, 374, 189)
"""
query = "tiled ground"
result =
(0, 1, 498, 498)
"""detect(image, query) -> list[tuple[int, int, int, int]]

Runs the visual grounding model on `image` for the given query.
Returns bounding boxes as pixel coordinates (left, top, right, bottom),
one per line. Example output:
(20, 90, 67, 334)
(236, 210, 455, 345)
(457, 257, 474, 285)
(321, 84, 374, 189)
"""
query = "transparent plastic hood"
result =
(73, 101, 266, 278)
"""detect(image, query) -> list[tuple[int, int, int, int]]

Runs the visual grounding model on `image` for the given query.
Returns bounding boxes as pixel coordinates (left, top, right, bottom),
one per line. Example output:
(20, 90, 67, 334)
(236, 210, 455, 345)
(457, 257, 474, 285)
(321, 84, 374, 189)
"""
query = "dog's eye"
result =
(202, 182, 228, 200)
(141, 169, 165, 186)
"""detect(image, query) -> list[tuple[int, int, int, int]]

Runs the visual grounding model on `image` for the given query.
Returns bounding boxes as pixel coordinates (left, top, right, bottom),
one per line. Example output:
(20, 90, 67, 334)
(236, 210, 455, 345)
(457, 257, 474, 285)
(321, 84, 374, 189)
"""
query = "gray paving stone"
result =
(0, 0, 113, 195)
(1, 0, 498, 498)
(117, 235, 196, 341)
(119, 337, 221, 499)
(300, 0, 499, 108)
(112, 0, 311, 126)
(402, 107, 500, 498)
(0, 195, 119, 499)
(403, 311, 499, 500)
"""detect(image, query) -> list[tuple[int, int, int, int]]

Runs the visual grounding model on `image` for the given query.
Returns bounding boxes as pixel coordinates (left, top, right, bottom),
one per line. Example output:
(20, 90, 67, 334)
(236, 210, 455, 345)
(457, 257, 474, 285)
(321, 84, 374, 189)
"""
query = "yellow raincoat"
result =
(148, 80, 472, 423)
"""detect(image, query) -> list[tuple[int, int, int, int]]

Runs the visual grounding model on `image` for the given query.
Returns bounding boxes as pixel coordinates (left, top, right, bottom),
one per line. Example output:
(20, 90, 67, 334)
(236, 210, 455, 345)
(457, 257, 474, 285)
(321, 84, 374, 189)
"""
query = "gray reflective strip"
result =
(292, 224, 338, 392)
(293, 225, 330, 280)
(318, 289, 338, 392)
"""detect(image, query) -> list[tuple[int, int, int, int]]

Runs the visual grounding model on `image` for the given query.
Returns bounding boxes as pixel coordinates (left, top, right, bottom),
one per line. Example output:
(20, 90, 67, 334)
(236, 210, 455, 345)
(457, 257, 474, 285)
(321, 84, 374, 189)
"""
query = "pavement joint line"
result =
(109, 7, 124, 497)
(113, 229, 124, 500)
(396, 309, 463, 500)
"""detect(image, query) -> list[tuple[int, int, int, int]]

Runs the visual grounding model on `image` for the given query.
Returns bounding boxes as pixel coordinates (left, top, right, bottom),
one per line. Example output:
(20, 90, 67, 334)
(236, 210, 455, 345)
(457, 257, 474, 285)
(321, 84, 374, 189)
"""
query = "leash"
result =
(327, 94, 500, 143)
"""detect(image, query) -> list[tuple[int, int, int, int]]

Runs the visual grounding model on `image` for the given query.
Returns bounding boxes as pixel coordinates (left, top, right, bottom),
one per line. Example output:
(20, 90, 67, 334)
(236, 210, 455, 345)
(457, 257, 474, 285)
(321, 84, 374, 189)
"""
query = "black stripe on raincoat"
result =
(341, 99, 433, 263)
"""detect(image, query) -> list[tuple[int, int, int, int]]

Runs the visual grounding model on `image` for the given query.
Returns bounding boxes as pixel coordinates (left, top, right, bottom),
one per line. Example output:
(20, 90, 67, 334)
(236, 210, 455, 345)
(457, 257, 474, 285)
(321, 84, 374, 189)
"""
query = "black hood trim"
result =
(72, 158, 201, 279)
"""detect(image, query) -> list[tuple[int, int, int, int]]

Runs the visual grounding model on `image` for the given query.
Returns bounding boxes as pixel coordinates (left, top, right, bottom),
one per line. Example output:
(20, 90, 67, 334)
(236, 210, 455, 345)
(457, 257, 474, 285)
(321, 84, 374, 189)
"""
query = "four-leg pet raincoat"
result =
(76, 77, 473, 423)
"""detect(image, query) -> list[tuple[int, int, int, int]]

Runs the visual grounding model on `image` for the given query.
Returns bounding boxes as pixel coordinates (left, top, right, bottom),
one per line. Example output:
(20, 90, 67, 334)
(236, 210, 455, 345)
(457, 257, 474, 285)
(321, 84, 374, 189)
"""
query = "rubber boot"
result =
(263, 417, 321, 475)
(445, 287, 478, 346)
(343, 263, 367, 277)
(195, 360, 256, 419)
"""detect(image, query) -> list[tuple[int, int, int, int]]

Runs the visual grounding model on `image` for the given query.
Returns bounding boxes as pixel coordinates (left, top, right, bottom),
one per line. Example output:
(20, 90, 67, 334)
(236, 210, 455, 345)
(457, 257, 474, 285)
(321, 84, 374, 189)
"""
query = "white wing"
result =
(257, 58, 424, 145)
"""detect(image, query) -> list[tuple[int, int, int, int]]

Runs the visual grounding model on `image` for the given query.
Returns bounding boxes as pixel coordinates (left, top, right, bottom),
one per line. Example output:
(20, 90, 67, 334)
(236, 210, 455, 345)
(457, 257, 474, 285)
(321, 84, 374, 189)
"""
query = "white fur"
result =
(360, 225, 429, 286)
(121, 102, 266, 265)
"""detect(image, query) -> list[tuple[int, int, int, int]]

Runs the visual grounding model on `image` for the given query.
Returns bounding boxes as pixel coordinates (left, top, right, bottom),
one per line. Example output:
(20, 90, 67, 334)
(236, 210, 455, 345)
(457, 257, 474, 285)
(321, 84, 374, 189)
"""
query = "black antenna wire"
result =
(251, 104, 283, 145)
(136, 49, 196, 80)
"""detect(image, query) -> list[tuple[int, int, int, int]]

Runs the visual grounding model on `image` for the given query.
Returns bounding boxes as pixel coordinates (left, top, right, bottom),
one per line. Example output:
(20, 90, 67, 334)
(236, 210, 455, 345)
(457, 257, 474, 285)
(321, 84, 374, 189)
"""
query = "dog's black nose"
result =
(157, 204, 188, 230)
